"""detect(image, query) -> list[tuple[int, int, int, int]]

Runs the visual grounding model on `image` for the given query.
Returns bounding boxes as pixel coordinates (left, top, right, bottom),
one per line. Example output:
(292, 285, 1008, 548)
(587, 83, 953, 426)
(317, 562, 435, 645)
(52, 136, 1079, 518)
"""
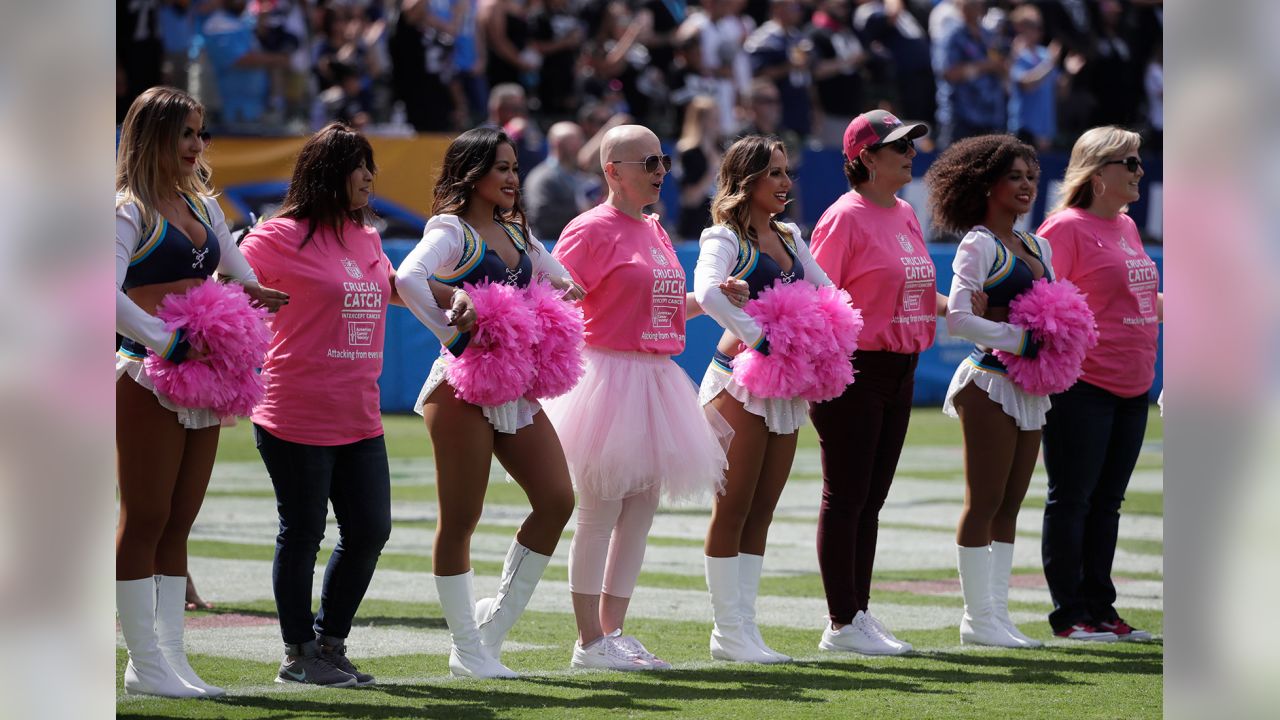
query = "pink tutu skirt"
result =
(541, 347, 732, 502)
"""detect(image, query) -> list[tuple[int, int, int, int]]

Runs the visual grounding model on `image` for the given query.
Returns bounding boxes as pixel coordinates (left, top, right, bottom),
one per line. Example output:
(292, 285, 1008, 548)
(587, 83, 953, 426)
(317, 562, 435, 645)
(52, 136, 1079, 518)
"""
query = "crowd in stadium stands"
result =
(118, 0, 1162, 239)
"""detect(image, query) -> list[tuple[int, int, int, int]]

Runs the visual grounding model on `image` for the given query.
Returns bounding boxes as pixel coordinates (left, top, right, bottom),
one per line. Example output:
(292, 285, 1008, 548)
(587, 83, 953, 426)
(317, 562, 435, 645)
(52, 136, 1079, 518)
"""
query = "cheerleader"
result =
(115, 87, 287, 697)
(692, 135, 835, 663)
(927, 134, 1051, 648)
(396, 127, 581, 678)
(545, 124, 744, 671)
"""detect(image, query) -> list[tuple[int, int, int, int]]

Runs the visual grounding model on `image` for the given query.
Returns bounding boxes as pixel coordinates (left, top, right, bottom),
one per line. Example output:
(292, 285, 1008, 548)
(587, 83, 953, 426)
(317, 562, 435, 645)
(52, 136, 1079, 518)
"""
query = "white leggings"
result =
(568, 487, 661, 598)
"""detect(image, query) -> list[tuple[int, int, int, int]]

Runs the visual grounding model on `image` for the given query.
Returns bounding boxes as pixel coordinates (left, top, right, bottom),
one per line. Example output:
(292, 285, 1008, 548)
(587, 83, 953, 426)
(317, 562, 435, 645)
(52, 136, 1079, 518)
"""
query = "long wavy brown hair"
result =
(431, 127, 534, 248)
(274, 122, 378, 248)
(710, 135, 787, 243)
(115, 86, 214, 230)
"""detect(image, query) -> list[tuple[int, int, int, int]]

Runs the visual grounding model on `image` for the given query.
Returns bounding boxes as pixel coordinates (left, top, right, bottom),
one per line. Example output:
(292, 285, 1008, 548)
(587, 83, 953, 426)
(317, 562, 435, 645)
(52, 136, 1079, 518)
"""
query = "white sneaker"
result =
(1053, 623, 1119, 642)
(571, 633, 650, 671)
(864, 612, 913, 653)
(818, 611, 910, 656)
(613, 634, 672, 670)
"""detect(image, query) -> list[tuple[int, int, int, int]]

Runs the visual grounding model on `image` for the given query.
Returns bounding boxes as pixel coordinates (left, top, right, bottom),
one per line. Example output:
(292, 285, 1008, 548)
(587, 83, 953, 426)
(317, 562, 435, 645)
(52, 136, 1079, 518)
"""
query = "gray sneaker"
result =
(276, 644, 357, 687)
(318, 638, 375, 686)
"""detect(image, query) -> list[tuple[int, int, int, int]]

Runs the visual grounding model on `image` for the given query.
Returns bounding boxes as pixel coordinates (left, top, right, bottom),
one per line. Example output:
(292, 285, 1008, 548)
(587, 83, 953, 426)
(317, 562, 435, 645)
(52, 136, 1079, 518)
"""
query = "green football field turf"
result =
(117, 410, 1163, 719)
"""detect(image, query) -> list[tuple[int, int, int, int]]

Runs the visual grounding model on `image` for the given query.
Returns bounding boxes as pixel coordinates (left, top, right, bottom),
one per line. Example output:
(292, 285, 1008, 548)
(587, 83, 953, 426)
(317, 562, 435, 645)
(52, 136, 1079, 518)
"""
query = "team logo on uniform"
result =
(896, 232, 914, 253)
(341, 257, 364, 279)
(1118, 238, 1138, 257)
(650, 246, 669, 267)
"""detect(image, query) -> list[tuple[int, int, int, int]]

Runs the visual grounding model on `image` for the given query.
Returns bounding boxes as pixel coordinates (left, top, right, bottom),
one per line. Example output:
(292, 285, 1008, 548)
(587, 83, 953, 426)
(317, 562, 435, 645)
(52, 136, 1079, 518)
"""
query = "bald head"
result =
(600, 125, 660, 174)
(547, 121, 584, 163)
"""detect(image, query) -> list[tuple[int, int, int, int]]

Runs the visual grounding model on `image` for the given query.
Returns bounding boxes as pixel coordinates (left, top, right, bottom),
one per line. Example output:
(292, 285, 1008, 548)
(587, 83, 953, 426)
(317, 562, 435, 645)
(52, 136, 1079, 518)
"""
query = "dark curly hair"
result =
(925, 135, 1039, 234)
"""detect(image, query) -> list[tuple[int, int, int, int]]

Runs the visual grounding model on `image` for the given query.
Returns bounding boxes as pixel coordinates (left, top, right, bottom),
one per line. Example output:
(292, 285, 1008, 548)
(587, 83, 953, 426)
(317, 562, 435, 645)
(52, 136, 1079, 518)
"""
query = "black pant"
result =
(1040, 381, 1149, 631)
(810, 351, 917, 624)
(255, 425, 392, 645)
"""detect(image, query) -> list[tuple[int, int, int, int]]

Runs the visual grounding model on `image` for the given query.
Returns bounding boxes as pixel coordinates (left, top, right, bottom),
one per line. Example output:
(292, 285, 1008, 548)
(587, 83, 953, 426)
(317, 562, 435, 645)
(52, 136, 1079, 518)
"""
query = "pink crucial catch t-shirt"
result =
(1038, 208, 1160, 398)
(553, 204, 686, 355)
(240, 217, 393, 445)
(810, 193, 937, 354)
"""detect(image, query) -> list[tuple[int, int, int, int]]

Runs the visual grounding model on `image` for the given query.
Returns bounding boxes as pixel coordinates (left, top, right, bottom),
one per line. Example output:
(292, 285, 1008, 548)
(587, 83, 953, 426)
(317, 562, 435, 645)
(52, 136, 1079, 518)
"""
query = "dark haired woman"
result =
(807, 110, 973, 656)
(692, 135, 833, 663)
(239, 123, 413, 687)
(396, 127, 581, 679)
(116, 86, 287, 698)
(926, 133, 1050, 648)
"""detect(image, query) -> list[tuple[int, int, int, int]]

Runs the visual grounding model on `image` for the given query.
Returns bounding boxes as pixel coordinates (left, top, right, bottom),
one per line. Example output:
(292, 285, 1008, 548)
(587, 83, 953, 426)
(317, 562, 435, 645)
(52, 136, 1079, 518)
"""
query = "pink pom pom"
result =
(731, 281, 863, 402)
(995, 278, 1099, 396)
(446, 281, 540, 406)
(524, 280, 585, 400)
(144, 280, 271, 417)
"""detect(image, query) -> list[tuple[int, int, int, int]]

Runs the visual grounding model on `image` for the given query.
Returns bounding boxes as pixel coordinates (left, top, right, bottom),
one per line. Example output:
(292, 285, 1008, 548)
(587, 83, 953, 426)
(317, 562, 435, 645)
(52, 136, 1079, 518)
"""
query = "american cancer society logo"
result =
(341, 257, 364, 279)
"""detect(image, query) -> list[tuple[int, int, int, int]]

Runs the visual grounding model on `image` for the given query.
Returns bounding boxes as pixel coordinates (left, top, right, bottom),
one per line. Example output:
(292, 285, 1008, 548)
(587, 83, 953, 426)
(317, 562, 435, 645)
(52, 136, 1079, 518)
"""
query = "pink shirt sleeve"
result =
(809, 212, 849, 290)
(240, 220, 291, 286)
(551, 221, 601, 292)
(1038, 214, 1077, 280)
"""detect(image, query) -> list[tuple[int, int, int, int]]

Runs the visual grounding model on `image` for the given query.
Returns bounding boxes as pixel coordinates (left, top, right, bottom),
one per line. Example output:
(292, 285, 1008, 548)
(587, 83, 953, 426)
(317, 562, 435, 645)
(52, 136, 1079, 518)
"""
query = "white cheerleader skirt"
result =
(116, 354, 221, 430)
(697, 354, 809, 435)
(541, 347, 732, 501)
(942, 358, 1051, 431)
(414, 353, 542, 435)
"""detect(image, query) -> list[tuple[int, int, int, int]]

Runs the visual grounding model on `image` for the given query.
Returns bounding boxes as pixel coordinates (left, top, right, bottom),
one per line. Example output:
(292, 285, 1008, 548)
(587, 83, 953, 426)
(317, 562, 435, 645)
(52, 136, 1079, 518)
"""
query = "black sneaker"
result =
(276, 646, 357, 687)
(319, 639, 375, 686)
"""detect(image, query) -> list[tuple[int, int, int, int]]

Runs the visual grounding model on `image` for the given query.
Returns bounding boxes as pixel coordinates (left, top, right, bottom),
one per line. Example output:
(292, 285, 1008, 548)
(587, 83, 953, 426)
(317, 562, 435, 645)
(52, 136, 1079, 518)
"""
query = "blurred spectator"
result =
(1144, 39, 1162, 151)
(118, 0, 164, 123)
(524, 121, 589, 241)
(481, 0, 539, 93)
(854, 0, 935, 124)
(745, 0, 813, 138)
(486, 83, 544, 174)
(738, 78, 801, 223)
(933, 0, 1006, 145)
(530, 0, 585, 119)
(582, 1, 658, 124)
(1007, 4, 1060, 152)
(250, 0, 309, 124)
(676, 95, 722, 241)
(689, 0, 753, 136)
(442, 0, 487, 126)
(1081, 0, 1142, 129)
(668, 21, 719, 134)
(390, 0, 459, 132)
(312, 60, 373, 131)
(639, 0, 689, 71)
(159, 1, 196, 91)
(809, 0, 868, 149)
(201, 0, 291, 126)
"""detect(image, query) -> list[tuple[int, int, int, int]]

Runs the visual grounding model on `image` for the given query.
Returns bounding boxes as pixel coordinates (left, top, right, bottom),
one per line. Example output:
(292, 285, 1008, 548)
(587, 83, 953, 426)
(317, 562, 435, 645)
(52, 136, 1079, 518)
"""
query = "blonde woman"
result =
(677, 95, 722, 241)
(693, 134, 834, 663)
(1037, 126, 1162, 642)
(115, 86, 286, 697)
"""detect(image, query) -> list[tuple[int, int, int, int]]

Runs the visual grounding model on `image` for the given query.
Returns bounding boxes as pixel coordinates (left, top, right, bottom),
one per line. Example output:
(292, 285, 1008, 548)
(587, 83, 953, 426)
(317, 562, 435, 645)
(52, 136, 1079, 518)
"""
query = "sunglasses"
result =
(610, 154, 673, 173)
(198, 130, 212, 144)
(871, 138, 914, 155)
(1104, 156, 1142, 173)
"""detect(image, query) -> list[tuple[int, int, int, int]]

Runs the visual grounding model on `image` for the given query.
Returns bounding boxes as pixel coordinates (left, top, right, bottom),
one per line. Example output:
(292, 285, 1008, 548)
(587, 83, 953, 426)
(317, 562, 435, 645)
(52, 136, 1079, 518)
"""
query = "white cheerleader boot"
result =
(436, 571, 518, 679)
(155, 575, 226, 696)
(989, 542, 1043, 648)
(957, 545, 1023, 648)
(475, 540, 551, 662)
(117, 578, 204, 697)
(737, 553, 790, 662)
(705, 556, 776, 663)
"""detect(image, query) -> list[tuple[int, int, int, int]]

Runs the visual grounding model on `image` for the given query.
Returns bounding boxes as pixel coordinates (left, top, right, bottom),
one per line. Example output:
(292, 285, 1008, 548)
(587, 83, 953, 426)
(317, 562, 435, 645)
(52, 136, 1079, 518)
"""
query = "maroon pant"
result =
(809, 350, 917, 624)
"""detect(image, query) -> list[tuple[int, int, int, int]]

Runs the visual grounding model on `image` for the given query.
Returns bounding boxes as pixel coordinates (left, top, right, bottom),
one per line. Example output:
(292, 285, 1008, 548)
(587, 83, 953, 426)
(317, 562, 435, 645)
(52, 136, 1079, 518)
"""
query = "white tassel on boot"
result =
(956, 545, 1023, 648)
(705, 556, 775, 663)
(475, 540, 551, 662)
(989, 542, 1042, 648)
(156, 575, 227, 696)
(117, 579, 204, 698)
(435, 571, 518, 678)
(737, 553, 790, 663)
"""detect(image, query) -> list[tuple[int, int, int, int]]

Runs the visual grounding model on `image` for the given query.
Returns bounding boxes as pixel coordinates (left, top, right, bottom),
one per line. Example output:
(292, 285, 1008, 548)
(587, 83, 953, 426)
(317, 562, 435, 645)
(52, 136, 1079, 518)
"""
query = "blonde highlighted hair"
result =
(1051, 125, 1142, 214)
(115, 86, 215, 231)
(710, 135, 787, 243)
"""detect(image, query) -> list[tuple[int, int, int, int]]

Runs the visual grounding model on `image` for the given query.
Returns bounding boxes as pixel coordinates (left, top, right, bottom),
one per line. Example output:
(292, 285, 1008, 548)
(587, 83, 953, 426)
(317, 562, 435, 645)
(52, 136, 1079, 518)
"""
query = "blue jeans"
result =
(1040, 381, 1149, 632)
(254, 425, 392, 645)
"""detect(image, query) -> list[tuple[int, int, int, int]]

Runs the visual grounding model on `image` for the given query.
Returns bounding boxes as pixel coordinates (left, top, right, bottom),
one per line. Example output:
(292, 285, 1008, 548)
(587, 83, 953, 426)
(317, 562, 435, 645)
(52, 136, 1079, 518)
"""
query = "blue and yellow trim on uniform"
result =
(129, 193, 214, 266)
(966, 355, 1007, 375)
(730, 228, 759, 280)
(984, 240, 1014, 289)
(432, 221, 484, 283)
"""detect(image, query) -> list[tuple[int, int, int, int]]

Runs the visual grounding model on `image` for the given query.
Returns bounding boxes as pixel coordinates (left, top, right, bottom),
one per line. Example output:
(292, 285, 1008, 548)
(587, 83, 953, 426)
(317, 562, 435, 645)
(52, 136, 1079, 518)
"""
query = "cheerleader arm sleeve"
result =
(527, 228, 573, 283)
(115, 206, 192, 362)
(395, 217, 471, 356)
(693, 226, 768, 353)
(206, 197, 258, 283)
(785, 222, 834, 288)
(946, 230, 1038, 356)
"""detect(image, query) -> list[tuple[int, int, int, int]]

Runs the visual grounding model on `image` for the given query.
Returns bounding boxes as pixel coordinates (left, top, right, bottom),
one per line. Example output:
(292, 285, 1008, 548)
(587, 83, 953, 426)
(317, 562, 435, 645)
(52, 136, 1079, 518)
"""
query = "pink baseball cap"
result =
(842, 110, 929, 162)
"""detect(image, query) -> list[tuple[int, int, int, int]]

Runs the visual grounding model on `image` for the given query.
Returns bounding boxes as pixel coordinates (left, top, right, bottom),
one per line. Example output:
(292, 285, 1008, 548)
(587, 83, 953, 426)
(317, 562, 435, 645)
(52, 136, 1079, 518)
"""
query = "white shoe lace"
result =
(614, 635, 670, 668)
(855, 614, 897, 648)
(864, 613, 902, 644)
